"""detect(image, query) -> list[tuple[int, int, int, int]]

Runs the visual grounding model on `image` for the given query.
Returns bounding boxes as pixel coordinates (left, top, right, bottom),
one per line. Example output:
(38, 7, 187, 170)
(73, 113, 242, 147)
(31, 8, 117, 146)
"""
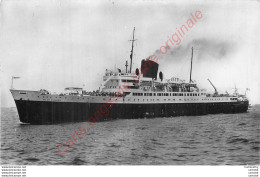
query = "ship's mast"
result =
(189, 47, 193, 83)
(233, 84, 238, 96)
(125, 60, 128, 73)
(129, 27, 136, 73)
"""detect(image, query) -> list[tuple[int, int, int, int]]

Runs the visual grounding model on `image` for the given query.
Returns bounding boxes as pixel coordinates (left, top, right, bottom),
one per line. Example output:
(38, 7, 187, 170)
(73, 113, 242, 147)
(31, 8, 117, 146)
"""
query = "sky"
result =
(0, 0, 260, 107)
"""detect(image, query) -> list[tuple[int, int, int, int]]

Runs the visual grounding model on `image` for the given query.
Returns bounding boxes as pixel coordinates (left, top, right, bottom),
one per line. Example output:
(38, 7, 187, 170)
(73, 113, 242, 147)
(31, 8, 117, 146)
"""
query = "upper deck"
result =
(10, 88, 245, 105)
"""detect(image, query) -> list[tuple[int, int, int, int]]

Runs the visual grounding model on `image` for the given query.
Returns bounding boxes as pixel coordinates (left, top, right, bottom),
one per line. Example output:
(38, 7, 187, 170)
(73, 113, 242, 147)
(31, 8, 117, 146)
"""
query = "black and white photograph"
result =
(0, 0, 259, 176)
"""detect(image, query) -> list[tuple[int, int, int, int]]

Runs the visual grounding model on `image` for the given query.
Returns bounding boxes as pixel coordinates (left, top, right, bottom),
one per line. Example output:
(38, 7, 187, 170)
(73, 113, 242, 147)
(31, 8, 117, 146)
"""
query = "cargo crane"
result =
(207, 78, 218, 96)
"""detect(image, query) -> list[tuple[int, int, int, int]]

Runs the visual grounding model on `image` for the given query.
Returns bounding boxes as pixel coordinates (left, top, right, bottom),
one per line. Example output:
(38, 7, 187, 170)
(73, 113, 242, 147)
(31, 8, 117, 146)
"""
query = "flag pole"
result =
(11, 76, 14, 89)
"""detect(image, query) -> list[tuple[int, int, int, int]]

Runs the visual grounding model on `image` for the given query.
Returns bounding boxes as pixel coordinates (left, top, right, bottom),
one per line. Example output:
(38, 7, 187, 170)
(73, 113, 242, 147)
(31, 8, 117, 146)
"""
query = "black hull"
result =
(14, 100, 249, 125)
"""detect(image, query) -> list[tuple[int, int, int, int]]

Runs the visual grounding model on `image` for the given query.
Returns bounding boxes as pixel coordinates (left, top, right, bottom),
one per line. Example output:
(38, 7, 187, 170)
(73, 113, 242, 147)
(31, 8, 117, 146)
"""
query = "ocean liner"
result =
(10, 28, 249, 124)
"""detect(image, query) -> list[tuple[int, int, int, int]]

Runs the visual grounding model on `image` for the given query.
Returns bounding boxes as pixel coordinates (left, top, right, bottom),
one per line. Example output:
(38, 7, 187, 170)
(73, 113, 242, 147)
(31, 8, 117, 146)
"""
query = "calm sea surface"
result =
(1, 106, 259, 165)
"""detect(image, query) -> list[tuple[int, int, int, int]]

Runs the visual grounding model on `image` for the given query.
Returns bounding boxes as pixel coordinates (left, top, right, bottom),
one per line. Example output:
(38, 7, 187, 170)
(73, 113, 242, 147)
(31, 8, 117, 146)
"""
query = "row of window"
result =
(129, 98, 202, 102)
(110, 79, 137, 83)
(105, 86, 118, 89)
(39, 95, 233, 102)
(110, 79, 119, 82)
(121, 79, 137, 83)
(128, 98, 232, 102)
(132, 92, 200, 97)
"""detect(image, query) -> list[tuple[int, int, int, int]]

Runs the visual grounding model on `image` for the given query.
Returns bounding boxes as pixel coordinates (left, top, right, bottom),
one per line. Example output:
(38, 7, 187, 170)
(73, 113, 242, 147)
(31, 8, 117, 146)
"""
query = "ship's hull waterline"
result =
(14, 100, 249, 125)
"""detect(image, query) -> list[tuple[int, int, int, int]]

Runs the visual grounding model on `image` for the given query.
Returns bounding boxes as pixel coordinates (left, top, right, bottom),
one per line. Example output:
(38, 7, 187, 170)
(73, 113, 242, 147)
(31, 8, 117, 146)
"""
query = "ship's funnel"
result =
(141, 59, 159, 79)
